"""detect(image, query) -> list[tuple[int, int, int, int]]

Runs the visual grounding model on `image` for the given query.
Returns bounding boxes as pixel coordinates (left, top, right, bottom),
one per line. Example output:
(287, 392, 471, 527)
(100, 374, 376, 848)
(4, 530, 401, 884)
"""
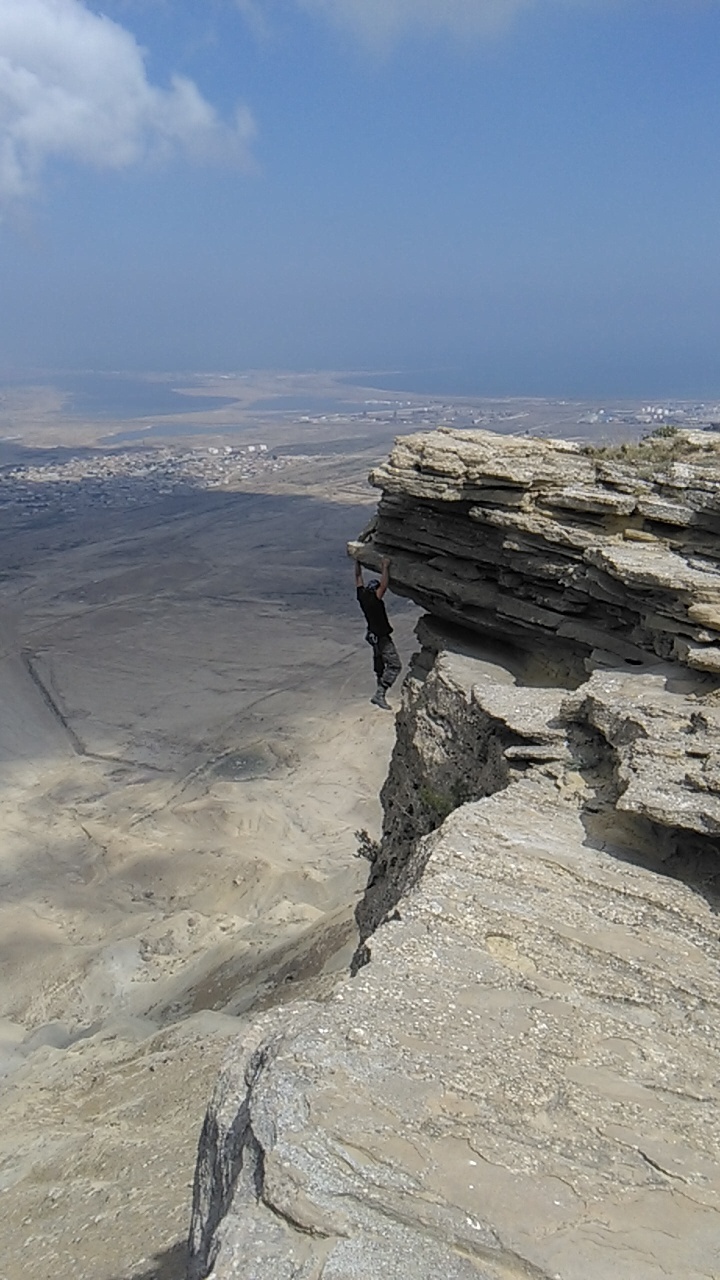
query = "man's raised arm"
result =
(376, 556, 390, 599)
(353, 557, 364, 589)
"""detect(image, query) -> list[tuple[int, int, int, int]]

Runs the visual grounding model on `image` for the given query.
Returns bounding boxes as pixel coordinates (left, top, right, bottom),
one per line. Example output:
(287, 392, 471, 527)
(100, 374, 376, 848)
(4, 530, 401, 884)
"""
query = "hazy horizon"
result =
(2, 366, 720, 409)
(2, 1, 720, 399)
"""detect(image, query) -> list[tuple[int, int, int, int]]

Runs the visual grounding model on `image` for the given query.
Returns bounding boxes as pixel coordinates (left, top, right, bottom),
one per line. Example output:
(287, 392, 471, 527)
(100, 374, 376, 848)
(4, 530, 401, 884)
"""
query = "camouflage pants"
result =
(370, 635, 401, 689)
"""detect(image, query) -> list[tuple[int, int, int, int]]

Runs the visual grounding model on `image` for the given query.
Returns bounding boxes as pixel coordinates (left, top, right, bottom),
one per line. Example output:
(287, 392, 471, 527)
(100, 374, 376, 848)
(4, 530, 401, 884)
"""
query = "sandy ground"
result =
(0, 456, 417, 1279)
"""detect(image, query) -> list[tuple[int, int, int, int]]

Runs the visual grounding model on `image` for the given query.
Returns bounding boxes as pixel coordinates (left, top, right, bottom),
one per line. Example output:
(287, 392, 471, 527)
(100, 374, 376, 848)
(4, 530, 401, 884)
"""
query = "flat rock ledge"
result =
(350, 426, 720, 673)
(188, 628, 720, 1280)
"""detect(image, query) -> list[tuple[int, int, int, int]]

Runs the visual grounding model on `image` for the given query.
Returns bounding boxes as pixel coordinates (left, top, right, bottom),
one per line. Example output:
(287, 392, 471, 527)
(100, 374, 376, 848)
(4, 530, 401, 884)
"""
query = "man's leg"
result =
(370, 639, 392, 709)
(378, 637, 401, 690)
(370, 638, 400, 709)
(372, 644, 385, 682)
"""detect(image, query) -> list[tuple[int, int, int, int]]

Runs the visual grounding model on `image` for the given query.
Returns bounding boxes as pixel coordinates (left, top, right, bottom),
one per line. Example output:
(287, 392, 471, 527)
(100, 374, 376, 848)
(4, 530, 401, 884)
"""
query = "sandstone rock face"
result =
(350, 426, 720, 672)
(355, 619, 720, 957)
(189, 429, 720, 1280)
(189, 629, 720, 1280)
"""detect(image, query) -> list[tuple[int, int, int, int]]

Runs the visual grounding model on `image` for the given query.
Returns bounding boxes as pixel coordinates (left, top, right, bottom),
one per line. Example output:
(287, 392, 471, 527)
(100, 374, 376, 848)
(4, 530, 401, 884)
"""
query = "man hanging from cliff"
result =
(354, 555, 401, 710)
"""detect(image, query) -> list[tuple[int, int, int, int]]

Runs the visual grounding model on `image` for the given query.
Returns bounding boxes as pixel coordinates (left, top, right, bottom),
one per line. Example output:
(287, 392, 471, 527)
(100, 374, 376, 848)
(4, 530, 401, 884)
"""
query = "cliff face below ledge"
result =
(188, 430, 720, 1280)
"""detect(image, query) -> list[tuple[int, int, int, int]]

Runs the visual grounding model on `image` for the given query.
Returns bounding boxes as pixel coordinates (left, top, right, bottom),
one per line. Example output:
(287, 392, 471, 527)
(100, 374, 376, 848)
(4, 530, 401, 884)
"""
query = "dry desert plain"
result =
(0, 373, 422, 1280)
(0, 371, 701, 1279)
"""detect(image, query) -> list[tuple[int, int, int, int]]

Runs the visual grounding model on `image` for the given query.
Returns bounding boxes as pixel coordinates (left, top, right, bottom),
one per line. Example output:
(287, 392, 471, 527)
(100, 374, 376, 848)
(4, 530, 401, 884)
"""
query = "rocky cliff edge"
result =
(188, 429, 720, 1280)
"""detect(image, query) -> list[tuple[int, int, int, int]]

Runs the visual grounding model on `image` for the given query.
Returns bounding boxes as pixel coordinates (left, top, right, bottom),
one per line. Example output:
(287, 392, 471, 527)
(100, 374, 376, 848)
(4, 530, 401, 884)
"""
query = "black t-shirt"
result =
(357, 586, 392, 638)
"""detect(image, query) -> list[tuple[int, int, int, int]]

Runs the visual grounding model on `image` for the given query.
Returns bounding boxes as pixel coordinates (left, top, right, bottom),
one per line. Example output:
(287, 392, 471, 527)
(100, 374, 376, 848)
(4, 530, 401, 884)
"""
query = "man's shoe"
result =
(370, 689, 391, 710)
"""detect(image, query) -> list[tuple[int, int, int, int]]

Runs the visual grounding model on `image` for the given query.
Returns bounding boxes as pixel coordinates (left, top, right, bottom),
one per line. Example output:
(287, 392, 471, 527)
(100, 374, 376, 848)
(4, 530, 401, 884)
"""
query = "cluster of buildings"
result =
(579, 403, 720, 428)
(0, 444, 287, 516)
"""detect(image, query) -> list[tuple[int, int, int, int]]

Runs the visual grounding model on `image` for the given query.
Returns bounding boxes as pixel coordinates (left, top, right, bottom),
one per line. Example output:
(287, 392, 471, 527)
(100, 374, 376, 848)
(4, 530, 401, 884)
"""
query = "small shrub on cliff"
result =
(582, 427, 696, 472)
(418, 780, 471, 827)
(355, 828, 381, 862)
(648, 424, 680, 439)
(418, 785, 455, 823)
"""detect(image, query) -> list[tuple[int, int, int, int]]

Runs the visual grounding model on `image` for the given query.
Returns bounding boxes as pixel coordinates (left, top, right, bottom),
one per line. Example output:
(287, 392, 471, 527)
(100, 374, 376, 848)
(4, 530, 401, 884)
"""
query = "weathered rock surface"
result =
(350, 426, 720, 672)
(189, 429, 720, 1280)
(189, 801, 720, 1277)
(189, 628, 720, 1280)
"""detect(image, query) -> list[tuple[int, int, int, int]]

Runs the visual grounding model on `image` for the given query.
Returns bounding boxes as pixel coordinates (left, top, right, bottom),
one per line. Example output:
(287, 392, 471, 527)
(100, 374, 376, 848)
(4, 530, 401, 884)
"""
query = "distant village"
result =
(0, 443, 288, 517)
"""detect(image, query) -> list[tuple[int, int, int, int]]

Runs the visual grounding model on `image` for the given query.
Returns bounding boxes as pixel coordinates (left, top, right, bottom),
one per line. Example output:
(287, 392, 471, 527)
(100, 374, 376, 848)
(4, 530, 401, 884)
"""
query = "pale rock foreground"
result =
(189, 430, 720, 1280)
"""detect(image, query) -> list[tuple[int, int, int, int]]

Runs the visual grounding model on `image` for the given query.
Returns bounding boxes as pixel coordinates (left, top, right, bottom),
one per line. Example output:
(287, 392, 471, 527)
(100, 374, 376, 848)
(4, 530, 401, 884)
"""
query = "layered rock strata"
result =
(189, 630, 720, 1280)
(189, 429, 720, 1280)
(354, 620, 720, 962)
(350, 426, 720, 673)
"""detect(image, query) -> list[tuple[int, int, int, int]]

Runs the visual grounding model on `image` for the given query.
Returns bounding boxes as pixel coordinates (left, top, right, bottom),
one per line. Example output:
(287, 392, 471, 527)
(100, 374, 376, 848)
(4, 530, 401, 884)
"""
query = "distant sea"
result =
(343, 370, 503, 398)
(343, 369, 608, 399)
(347, 369, 720, 403)
(250, 394, 370, 414)
(2, 373, 239, 419)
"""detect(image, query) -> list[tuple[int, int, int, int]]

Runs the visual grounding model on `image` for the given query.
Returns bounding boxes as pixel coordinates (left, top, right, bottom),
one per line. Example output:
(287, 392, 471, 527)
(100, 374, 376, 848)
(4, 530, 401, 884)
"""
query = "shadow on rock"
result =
(113, 1240, 188, 1280)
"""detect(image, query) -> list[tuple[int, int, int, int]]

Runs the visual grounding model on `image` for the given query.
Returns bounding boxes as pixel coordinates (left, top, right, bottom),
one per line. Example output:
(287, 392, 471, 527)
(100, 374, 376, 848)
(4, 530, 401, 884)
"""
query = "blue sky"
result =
(1, 0, 720, 396)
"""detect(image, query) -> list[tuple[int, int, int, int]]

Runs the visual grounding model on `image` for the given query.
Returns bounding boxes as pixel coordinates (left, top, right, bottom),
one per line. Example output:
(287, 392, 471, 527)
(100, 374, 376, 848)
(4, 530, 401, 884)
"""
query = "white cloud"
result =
(0, 0, 255, 202)
(294, 0, 536, 46)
